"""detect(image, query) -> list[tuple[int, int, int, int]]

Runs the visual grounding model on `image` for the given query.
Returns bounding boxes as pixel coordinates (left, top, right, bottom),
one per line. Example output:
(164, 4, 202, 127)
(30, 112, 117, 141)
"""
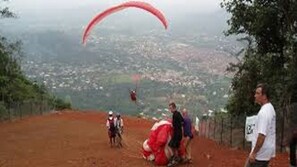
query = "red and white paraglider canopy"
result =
(82, 1, 168, 45)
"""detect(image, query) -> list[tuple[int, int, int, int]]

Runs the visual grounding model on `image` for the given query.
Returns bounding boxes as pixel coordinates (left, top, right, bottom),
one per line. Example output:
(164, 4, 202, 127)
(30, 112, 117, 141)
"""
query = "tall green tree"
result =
(0, 0, 15, 18)
(0, 1, 71, 112)
(221, 0, 297, 115)
(1, 0, 21, 103)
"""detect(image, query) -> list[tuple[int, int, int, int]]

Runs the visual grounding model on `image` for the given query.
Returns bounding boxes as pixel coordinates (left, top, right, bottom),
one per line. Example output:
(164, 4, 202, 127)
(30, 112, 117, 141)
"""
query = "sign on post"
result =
(245, 115, 257, 142)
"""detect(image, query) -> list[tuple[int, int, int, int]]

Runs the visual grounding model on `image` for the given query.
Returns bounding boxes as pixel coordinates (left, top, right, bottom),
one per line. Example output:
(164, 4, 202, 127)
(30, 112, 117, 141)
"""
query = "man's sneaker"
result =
(182, 158, 193, 164)
(174, 156, 181, 162)
(168, 156, 174, 162)
(167, 159, 178, 167)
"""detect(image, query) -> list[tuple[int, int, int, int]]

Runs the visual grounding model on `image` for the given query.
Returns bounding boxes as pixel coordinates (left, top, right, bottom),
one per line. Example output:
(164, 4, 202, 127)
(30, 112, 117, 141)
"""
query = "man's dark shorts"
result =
(169, 132, 182, 149)
(108, 130, 116, 138)
(245, 159, 270, 167)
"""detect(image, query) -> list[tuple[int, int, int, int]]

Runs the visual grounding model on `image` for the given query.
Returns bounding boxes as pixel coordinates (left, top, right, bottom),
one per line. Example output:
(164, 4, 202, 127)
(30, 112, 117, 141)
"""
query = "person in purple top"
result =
(182, 108, 193, 163)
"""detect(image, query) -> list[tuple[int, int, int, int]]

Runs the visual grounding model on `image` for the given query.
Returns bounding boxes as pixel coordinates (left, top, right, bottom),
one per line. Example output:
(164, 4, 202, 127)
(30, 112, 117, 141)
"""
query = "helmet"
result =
(108, 111, 113, 115)
(116, 113, 121, 117)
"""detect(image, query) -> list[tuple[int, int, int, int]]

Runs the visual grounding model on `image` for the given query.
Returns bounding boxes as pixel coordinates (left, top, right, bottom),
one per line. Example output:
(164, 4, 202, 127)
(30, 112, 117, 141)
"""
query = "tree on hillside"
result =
(0, 0, 15, 18)
(221, 0, 297, 115)
(0, 1, 71, 119)
(1, 0, 23, 103)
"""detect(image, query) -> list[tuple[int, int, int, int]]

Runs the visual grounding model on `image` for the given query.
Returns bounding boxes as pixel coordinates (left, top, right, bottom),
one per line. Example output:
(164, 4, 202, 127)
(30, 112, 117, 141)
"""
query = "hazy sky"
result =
(9, 0, 222, 14)
(2, 0, 227, 35)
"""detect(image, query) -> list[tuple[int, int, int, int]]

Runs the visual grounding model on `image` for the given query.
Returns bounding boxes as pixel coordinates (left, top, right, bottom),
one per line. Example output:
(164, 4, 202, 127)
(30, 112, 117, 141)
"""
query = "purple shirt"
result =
(183, 116, 193, 138)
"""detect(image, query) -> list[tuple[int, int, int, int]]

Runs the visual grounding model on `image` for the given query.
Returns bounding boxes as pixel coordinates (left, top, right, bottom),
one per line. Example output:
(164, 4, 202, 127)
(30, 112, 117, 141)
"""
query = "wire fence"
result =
(0, 100, 54, 122)
(1, 99, 296, 153)
(199, 103, 297, 152)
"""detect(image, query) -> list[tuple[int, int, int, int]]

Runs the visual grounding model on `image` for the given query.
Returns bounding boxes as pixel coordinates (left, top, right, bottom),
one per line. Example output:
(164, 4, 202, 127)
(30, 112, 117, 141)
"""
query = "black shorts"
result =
(169, 133, 182, 149)
(108, 130, 116, 138)
(245, 159, 270, 167)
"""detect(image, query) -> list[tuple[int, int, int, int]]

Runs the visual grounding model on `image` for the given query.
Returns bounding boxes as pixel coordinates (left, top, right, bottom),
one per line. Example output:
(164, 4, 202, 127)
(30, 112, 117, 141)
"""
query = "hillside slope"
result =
(0, 112, 288, 167)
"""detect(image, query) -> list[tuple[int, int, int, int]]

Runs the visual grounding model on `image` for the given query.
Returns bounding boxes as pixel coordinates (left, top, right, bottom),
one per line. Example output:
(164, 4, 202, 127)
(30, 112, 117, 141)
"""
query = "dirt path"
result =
(0, 112, 289, 167)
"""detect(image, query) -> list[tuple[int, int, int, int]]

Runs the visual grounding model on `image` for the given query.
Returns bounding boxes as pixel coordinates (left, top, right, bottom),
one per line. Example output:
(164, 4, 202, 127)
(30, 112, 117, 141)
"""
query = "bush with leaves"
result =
(221, 0, 297, 115)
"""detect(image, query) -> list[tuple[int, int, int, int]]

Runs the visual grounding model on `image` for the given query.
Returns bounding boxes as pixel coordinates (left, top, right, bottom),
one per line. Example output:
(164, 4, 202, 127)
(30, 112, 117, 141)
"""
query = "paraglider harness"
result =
(128, 74, 142, 105)
(130, 90, 137, 102)
(129, 78, 139, 103)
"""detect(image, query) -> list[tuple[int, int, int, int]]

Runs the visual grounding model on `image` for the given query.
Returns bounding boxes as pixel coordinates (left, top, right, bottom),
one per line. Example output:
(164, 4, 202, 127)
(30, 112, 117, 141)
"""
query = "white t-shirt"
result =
(115, 118, 124, 128)
(251, 102, 276, 161)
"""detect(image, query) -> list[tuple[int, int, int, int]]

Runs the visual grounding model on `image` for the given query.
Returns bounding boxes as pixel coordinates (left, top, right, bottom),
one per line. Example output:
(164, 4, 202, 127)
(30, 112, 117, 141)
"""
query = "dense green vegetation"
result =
(0, 1, 71, 120)
(222, 0, 297, 115)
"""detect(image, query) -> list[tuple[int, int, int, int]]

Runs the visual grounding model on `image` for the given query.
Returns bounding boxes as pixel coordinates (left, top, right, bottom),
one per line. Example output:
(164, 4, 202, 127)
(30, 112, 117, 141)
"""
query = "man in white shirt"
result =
(245, 83, 276, 167)
(115, 113, 124, 135)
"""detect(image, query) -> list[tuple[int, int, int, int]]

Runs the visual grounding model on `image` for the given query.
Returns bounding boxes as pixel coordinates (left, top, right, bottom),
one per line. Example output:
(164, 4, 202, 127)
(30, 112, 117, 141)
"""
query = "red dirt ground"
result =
(0, 111, 289, 167)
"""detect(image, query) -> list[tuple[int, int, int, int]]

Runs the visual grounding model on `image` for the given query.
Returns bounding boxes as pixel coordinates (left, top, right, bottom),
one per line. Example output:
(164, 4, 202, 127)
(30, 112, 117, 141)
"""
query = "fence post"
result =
(242, 120, 246, 149)
(198, 122, 201, 137)
(213, 116, 216, 139)
(230, 116, 233, 147)
(8, 102, 11, 121)
(8, 105, 11, 121)
(39, 102, 42, 115)
(29, 101, 32, 116)
(18, 102, 22, 119)
(208, 118, 211, 138)
(204, 120, 207, 137)
(221, 117, 224, 144)
(280, 107, 286, 152)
